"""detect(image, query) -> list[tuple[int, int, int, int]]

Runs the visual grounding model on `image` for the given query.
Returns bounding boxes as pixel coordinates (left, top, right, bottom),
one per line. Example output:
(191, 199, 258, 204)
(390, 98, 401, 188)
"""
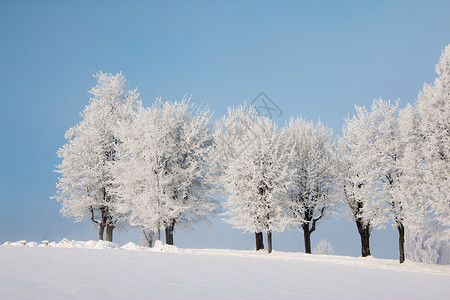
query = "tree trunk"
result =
(98, 223, 105, 241)
(302, 224, 312, 254)
(165, 220, 175, 245)
(356, 220, 371, 257)
(267, 231, 272, 254)
(95, 208, 108, 241)
(397, 222, 405, 263)
(255, 232, 264, 251)
(165, 227, 173, 245)
(106, 224, 114, 242)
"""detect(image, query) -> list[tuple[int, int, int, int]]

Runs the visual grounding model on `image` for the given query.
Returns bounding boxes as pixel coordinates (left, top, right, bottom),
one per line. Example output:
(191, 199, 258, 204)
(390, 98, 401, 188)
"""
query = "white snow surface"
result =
(1, 240, 449, 299)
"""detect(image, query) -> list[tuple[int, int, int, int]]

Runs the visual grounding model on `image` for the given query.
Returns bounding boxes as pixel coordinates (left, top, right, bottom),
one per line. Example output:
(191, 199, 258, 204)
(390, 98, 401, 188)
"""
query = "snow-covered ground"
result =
(1, 240, 449, 299)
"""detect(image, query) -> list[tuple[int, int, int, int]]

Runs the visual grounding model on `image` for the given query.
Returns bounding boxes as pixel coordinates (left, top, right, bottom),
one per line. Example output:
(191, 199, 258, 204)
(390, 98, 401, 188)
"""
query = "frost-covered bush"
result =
(140, 229, 155, 247)
(406, 230, 450, 265)
(313, 239, 334, 255)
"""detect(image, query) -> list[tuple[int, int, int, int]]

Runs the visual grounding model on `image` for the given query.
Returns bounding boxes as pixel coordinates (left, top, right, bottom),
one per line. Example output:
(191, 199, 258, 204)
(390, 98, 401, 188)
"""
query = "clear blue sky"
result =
(0, 0, 449, 259)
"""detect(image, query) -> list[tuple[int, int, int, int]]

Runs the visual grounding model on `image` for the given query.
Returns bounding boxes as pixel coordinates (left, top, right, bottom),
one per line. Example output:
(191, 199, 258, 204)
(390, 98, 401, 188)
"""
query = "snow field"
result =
(1, 240, 449, 299)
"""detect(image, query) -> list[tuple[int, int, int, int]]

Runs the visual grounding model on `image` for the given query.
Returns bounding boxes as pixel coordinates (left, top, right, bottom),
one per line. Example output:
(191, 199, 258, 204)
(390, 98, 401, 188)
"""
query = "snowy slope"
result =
(1, 240, 449, 300)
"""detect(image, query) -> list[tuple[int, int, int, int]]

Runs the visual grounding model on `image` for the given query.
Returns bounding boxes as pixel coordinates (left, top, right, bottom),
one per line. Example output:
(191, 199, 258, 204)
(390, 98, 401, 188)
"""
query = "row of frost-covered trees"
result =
(55, 45, 449, 264)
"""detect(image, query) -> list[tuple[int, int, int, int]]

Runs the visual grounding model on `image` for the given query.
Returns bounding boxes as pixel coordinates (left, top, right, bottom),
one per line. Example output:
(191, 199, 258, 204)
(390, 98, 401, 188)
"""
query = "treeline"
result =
(55, 45, 449, 264)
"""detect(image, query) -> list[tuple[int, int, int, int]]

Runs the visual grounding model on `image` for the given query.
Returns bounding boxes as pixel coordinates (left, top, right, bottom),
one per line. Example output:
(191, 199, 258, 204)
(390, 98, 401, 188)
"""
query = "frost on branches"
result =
(349, 99, 411, 262)
(400, 45, 450, 261)
(111, 100, 218, 245)
(281, 117, 338, 254)
(415, 45, 450, 239)
(55, 72, 141, 242)
(214, 106, 291, 253)
(344, 99, 431, 263)
(340, 106, 378, 258)
(406, 228, 450, 265)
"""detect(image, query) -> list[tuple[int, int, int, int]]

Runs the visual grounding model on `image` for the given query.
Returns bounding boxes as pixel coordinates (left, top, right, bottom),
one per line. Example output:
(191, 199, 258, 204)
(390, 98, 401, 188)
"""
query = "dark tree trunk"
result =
(267, 231, 272, 254)
(165, 227, 173, 245)
(302, 223, 312, 254)
(106, 223, 114, 242)
(165, 220, 175, 245)
(300, 207, 323, 254)
(356, 220, 371, 257)
(397, 222, 405, 264)
(90, 207, 107, 241)
(255, 232, 264, 250)
(98, 223, 105, 241)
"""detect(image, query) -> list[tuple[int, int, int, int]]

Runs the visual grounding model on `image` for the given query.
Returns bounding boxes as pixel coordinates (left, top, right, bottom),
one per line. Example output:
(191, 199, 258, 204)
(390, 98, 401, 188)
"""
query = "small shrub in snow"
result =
(406, 229, 450, 265)
(313, 240, 334, 255)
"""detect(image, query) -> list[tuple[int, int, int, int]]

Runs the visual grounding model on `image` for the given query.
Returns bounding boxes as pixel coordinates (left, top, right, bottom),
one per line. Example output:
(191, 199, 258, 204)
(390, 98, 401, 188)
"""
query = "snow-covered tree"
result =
(111, 99, 218, 245)
(55, 71, 140, 241)
(340, 105, 380, 257)
(415, 44, 450, 238)
(397, 103, 432, 232)
(390, 45, 450, 264)
(342, 95, 442, 263)
(109, 104, 166, 241)
(281, 117, 338, 254)
(214, 105, 291, 253)
(352, 99, 419, 263)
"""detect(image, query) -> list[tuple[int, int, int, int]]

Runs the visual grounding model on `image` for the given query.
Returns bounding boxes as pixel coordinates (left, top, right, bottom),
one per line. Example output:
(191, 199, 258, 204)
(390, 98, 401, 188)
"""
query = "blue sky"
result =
(0, 1, 449, 259)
